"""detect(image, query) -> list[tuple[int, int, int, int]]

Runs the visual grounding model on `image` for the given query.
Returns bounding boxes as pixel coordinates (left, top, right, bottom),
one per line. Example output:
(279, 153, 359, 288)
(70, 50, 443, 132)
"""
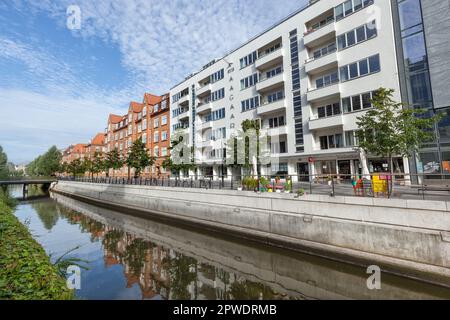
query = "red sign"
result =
(308, 157, 314, 163)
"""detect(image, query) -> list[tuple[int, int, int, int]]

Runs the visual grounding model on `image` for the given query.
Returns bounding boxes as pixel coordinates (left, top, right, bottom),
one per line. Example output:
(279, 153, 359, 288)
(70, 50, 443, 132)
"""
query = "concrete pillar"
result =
(288, 161, 298, 182)
(309, 162, 316, 182)
(403, 156, 411, 186)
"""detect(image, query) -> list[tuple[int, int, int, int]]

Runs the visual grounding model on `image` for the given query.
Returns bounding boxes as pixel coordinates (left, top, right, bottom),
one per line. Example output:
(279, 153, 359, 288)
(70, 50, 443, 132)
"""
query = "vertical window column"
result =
(290, 29, 304, 152)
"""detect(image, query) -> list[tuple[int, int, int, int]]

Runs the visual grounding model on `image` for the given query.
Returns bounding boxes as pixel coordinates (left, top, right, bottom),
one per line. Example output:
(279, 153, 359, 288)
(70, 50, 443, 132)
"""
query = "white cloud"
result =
(1, 0, 308, 163)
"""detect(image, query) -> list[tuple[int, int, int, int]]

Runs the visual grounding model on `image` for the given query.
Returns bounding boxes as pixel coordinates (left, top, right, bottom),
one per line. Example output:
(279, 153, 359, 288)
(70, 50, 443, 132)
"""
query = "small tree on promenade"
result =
(105, 148, 123, 177)
(126, 138, 154, 179)
(68, 158, 84, 178)
(356, 88, 439, 196)
(92, 151, 104, 178)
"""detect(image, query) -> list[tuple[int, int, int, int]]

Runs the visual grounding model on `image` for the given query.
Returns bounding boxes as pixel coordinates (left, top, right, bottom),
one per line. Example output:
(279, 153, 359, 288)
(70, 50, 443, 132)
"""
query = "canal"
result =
(8, 186, 450, 300)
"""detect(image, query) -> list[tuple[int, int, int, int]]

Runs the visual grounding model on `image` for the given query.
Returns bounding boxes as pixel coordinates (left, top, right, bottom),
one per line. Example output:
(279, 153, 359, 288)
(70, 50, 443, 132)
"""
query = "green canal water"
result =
(8, 186, 450, 300)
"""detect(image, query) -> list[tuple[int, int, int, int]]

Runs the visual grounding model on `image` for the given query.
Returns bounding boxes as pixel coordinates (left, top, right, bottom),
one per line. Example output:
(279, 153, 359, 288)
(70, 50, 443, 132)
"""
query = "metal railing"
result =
(57, 173, 450, 201)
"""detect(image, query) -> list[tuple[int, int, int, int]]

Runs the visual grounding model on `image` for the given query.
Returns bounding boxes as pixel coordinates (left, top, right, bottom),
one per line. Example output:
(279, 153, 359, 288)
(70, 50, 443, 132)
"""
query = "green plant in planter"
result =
(259, 177, 269, 192)
(295, 188, 305, 197)
(284, 180, 292, 193)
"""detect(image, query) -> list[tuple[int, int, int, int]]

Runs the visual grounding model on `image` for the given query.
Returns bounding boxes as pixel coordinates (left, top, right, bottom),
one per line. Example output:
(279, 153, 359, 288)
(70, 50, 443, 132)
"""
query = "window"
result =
(312, 42, 336, 60)
(154, 104, 159, 113)
(316, 72, 339, 89)
(154, 118, 159, 128)
(212, 108, 225, 121)
(345, 131, 356, 147)
(362, 93, 372, 108)
(346, 30, 356, 46)
(161, 147, 167, 157)
(343, 90, 377, 113)
(335, 0, 373, 20)
(352, 95, 362, 111)
(337, 34, 346, 50)
(162, 131, 168, 141)
(137, 123, 142, 133)
(154, 132, 159, 143)
(211, 88, 225, 101)
(142, 134, 147, 144)
(142, 119, 147, 130)
(267, 91, 284, 103)
(154, 147, 159, 157)
(399, 0, 422, 31)
(359, 59, 369, 76)
(356, 26, 365, 42)
(240, 51, 257, 69)
(349, 63, 358, 79)
(317, 102, 341, 119)
(340, 54, 380, 82)
(338, 21, 377, 50)
(240, 73, 258, 89)
(143, 106, 147, 116)
(268, 115, 285, 128)
(241, 96, 260, 112)
(210, 69, 224, 83)
(320, 134, 343, 150)
(265, 66, 283, 79)
(161, 99, 167, 110)
(334, 4, 344, 21)
(161, 115, 167, 126)
(369, 54, 380, 73)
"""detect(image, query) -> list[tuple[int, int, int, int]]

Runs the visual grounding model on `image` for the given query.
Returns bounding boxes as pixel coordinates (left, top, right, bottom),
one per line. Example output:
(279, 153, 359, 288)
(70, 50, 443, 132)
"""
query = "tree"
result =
(67, 158, 84, 178)
(104, 149, 123, 177)
(83, 157, 94, 178)
(226, 120, 263, 176)
(162, 130, 195, 176)
(26, 146, 62, 176)
(0, 145, 9, 179)
(356, 88, 439, 196)
(126, 138, 154, 178)
(91, 152, 104, 178)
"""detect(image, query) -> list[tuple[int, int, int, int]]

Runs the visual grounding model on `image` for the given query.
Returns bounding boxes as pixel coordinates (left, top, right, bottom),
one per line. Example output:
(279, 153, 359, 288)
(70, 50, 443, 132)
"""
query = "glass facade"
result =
(397, 0, 450, 179)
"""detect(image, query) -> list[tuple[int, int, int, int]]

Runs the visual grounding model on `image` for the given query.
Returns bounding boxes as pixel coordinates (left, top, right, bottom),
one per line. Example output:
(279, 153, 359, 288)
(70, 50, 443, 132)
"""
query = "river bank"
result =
(51, 181, 450, 288)
(0, 189, 72, 300)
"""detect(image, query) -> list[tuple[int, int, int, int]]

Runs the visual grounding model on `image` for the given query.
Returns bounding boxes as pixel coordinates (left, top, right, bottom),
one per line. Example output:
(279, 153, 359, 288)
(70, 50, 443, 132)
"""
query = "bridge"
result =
(0, 177, 58, 197)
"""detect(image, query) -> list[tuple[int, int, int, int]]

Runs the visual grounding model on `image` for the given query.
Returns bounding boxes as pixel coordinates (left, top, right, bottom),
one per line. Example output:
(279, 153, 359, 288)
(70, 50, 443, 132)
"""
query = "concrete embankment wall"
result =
(51, 181, 450, 286)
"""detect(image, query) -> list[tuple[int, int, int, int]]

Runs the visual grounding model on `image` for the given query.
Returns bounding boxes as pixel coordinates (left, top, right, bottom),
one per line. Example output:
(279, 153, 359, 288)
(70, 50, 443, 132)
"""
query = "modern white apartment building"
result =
(169, 0, 449, 180)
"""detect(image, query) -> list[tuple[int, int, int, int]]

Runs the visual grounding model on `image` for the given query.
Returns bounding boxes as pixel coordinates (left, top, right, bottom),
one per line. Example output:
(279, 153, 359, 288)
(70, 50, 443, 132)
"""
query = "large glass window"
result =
(399, 0, 423, 31)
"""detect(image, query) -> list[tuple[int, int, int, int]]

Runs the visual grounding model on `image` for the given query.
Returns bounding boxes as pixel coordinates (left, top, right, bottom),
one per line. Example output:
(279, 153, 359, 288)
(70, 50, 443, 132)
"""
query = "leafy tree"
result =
(162, 131, 195, 176)
(83, 157, 94, 178)
(356, 88, 439, 195)
(26, 146, 62, 176)
(0, 145, 9, 179)
(226, 120, 262, 176)
(67, 158, 84, 178)
(126, 138, 154, 178)
(91, 152, 104, 177)
(104, 149, 123, 177)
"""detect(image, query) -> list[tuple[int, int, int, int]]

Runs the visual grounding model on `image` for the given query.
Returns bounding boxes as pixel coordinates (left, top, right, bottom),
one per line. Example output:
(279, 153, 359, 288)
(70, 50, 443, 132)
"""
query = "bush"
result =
(0, 192, 73, 300)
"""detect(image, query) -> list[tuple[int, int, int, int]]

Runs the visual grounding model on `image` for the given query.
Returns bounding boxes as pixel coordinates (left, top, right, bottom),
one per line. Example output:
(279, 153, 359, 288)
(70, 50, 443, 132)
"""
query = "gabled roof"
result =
(143, 93, 162, 106)
(91, 133, 105, 146)
(129, 101, 143, 113)
(108, 114, 123, 124)
(73, 144, 86, 154)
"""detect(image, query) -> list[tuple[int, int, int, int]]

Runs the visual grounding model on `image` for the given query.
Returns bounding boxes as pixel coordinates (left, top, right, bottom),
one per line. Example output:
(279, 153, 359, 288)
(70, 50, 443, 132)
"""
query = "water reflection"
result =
(12, 190, 450, 300)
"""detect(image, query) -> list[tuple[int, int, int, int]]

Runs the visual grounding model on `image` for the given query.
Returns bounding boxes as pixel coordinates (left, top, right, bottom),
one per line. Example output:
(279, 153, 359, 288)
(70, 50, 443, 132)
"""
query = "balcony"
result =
(309, 115, 344, 131)
(307, 83, 340, 103)
(256, 73, 284, 93)
(305, 50, 338, 75)
(178, 112, 189, 121)
(257, 99, 286, 116)
(262, 125, 288, 136)
(197, 140, 214, 149)
(196, 102, 212, 114)
(255, 47, 284, 70)
(197, 121, 213, 131)
(304, 22, 336, 48)
(178, 94, 189, 106)
(196, 84, 211, 98)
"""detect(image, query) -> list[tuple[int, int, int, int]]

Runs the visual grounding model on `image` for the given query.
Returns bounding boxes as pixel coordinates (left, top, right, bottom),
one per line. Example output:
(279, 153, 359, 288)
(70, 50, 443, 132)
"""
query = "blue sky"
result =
(0, 0, 307, 164)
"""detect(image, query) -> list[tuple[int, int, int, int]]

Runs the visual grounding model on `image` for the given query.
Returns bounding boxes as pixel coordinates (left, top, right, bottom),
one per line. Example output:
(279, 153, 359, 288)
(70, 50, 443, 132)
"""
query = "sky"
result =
(0, 0, 307, 164)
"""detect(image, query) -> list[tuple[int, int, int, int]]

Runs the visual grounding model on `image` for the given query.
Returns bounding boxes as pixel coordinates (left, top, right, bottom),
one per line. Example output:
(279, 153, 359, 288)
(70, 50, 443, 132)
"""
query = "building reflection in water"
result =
(57, 206, 284, 300)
